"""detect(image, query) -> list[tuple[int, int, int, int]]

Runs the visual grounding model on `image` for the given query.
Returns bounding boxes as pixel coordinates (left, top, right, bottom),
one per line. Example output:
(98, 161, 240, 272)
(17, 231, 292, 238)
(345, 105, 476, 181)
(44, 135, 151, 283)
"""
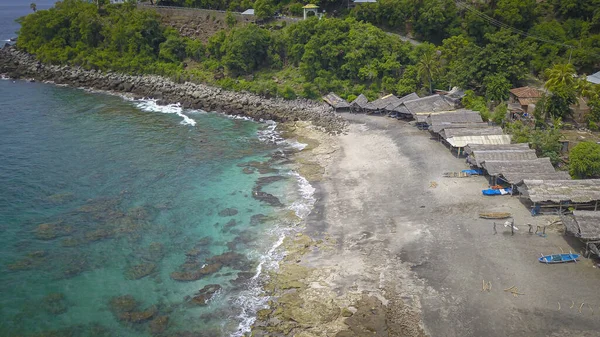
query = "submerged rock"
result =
(206, 252, 249, 270)
(34, 222, 72, 240)
(218, 208, 238, 217)
(120, 305, 157, 323)
(125, 262, 157, 280)
(109, 295, 140, 314)
(191, 284, 222, 306)
(42, 293, 68, 315)
(250, 214, 268, 225)
(149, 315, 169, 334)
(252, 190, 283, 207)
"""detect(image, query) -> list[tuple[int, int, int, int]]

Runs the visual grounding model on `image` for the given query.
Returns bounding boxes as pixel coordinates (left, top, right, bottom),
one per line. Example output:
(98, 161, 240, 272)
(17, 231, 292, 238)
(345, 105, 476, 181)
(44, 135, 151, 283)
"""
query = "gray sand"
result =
(308, 114, 600, 336)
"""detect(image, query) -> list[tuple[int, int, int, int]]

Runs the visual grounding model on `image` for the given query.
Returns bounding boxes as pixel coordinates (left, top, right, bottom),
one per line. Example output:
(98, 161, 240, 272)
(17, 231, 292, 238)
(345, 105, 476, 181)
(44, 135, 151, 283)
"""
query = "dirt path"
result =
(311, 115, 600, 336)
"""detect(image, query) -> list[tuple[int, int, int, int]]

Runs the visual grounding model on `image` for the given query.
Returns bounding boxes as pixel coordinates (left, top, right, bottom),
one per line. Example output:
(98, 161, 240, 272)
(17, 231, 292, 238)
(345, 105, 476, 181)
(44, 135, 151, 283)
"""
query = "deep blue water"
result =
(0, 0, 54, 42)
(0, 79, 308, 336)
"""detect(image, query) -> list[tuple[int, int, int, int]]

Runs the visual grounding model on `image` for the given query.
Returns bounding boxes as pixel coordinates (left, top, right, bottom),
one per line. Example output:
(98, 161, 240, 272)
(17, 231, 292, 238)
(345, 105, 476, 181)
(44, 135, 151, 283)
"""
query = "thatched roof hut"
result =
(322, 92, 350, 111)
(371, 94, 400, 111)
(440, 126, 504, 139)
(395, 94, 455, 118)
(350, 94, 375, 112)
(519, 179, 600, 204)
(427, 110, 485, 133)
(387, 93, 420, 111)
(561, 211, 600, 240)
(464, 143, 531, 155)
(466, 148, 538, 167)
(481, 158, 568, 185)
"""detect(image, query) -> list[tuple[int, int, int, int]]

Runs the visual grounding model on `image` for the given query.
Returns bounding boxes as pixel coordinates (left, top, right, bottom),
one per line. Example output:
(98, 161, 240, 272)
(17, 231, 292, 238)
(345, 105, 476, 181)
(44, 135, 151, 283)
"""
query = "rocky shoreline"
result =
(0, 45, 347, 134)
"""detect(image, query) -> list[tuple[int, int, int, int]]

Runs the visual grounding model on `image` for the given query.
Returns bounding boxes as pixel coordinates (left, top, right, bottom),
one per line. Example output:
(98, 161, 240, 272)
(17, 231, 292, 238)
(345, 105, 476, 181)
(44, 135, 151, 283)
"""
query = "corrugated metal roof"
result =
(521, 179, 600, 203)
(465, 143, 531, 155)
(509, 86, 542, 98)
(587, 71, 600, 84)
(441, 126, 504, 139)
(517, 97, 539, 106)
(446, 134, 511, 148)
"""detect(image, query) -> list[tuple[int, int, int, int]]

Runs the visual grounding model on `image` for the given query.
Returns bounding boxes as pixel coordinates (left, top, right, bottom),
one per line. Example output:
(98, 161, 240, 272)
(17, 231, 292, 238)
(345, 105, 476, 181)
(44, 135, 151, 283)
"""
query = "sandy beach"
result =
(253, 114, 600, 336)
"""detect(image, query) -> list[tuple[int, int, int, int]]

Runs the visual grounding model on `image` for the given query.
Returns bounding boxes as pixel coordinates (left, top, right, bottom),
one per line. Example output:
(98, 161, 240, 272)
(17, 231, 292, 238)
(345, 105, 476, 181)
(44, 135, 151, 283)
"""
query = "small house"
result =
(509, 86, 542, 114)
(322, 92, 350, 112)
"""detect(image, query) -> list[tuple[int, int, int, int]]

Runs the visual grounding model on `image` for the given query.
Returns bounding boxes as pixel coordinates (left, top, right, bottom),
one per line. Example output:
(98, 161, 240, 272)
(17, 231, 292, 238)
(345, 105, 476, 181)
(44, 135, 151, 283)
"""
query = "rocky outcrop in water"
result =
(0, 45, 347, 134)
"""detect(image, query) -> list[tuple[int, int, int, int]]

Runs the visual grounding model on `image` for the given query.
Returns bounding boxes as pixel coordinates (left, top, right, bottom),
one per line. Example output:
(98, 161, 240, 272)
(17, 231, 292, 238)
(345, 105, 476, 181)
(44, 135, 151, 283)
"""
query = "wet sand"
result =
(253, 114, 600, 337)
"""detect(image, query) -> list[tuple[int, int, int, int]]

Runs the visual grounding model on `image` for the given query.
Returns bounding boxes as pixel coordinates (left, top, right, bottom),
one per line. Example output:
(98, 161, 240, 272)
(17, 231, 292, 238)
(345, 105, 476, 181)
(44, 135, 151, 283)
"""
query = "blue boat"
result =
(538, 253, 580, 264)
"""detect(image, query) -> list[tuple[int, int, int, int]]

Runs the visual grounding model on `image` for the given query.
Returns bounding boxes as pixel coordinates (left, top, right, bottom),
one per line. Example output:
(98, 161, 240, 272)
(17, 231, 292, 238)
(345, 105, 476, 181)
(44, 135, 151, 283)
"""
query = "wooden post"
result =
(559, 202, 562, 214)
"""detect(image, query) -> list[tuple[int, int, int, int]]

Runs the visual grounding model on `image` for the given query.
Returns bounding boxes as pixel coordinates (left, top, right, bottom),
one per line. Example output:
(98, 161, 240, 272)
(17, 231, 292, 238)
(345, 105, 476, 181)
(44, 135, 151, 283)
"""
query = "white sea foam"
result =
(288, 171, 316, 219)
(231, 232, 287, 337)
(134, 99, 196, 126)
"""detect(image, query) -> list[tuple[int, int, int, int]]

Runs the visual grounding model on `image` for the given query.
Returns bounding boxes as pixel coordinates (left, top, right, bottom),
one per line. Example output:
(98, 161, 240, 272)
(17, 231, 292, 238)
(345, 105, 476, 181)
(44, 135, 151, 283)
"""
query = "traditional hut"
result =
(386, 92, 420, 118)
(394, 94, 455, 119)
(464, 143, 531, 155)
(427, 110, 484, 134)
(519, 179, 600, 211)
(509, 86, 542, 114)
(445, 135, 512, 156)
(481, 158, 564, 187)
(561, 211, 600, 257)
(440, 126, 504, 140)
(466, 148, 538, 168)
(350, 94, 375, 113)
(370, 94, 401, 115)
(322, 92, 350, 112)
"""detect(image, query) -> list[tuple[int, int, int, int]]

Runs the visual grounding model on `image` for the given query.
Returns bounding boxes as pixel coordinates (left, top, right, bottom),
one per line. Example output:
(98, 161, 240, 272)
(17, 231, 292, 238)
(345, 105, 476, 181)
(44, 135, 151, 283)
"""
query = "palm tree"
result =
(544, 63, 576, 91)
(416, 51, 441, 94)
(30, 2, 36, 12)
(576, 76, 598, 101)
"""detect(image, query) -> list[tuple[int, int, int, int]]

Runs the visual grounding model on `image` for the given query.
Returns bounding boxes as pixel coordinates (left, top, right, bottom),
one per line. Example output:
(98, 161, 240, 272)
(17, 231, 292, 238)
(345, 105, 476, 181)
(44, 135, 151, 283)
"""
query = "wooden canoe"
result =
(443, 172, 470, 178)
(479, 212, 511, 219)
(539, 253, 580, 264)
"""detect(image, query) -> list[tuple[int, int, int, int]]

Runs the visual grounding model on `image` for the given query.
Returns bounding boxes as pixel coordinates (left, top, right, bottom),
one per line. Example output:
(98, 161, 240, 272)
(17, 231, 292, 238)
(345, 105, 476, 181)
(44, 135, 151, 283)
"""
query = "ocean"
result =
(0, 5, 313, 336)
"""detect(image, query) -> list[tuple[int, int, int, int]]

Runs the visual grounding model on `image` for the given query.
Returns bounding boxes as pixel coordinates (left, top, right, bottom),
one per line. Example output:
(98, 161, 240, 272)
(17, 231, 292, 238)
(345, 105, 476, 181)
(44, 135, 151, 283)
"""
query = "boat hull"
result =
(538, 254, 580, 264)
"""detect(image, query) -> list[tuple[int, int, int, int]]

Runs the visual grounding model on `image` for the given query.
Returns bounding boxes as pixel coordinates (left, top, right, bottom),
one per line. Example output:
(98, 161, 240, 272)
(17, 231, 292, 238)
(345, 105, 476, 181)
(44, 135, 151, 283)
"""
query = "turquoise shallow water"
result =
(0, 79, 308, 336)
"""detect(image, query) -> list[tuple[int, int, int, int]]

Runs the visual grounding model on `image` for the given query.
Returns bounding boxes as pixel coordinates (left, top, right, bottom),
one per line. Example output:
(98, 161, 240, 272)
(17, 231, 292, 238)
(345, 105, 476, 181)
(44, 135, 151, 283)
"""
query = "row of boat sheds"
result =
(323, 89, 600, 258)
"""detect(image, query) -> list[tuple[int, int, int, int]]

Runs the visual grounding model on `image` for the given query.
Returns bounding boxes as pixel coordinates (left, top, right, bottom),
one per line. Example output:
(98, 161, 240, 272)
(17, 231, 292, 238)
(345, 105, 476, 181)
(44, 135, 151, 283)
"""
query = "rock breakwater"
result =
(0, 45, 347, 133)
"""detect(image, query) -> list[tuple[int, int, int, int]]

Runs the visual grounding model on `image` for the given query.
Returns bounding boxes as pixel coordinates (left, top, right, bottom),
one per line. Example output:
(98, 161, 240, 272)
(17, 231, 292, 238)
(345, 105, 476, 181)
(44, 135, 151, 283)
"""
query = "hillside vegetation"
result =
(15, 0, 600, 104)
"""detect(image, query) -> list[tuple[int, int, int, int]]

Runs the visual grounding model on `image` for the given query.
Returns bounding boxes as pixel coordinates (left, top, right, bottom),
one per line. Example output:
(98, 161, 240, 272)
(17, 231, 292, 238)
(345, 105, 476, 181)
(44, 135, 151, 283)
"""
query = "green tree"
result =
(462, 90, 491, 121)
(545, 84, 576, 119)
(254, 0, 274, 20)
(225, 11, 237, 28)
(30, 2, 37, 12)
(483, 73, 511, 102)
(416, 49, 440, 94)
(544, 63, 576, 91)
(221, 25, 272, 75)
(569, 142, 600, 178)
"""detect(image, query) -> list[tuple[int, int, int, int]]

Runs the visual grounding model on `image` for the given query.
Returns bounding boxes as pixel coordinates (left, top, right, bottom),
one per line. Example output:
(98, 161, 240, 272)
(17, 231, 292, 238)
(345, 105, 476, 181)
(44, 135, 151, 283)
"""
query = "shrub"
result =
(569, 142, 600, 179)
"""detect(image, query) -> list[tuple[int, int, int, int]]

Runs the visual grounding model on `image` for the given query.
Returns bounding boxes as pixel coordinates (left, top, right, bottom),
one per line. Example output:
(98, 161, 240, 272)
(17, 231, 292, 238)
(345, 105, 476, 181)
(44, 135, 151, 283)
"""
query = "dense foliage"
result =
(506, 120, 564, 165)
(17, 0, 198, 75)
(569, 142, 600, 178)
